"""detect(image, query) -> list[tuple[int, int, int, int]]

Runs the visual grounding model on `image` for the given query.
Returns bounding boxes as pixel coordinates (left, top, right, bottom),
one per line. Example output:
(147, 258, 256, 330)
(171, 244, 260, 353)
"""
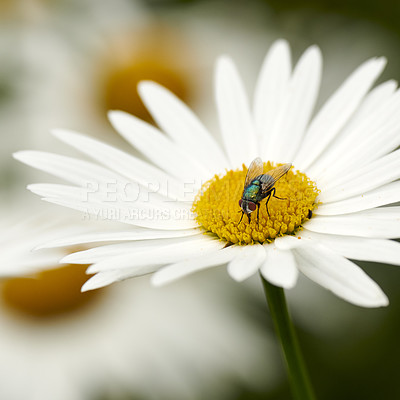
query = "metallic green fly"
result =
(238, 157, 292, 225)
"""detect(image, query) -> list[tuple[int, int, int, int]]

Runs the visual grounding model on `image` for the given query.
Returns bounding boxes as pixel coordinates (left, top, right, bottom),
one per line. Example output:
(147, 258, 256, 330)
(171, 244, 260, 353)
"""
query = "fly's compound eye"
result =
(248, 202, 257, 211)
(239, 199, 243, 207)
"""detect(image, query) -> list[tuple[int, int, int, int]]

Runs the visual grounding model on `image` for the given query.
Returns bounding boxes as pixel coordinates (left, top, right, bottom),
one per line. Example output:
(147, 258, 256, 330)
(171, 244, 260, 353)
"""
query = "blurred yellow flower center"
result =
(193, 162, 319, 245)
(0, 264, 101, 319)
(103, 55, 190, 123)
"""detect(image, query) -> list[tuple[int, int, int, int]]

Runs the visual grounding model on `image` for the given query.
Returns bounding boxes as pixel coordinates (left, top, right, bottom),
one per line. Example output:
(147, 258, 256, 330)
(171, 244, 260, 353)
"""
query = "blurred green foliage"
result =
(141, 0, 400, 43)
(266, 0, 400, 36)
(235, 262, 400, 400)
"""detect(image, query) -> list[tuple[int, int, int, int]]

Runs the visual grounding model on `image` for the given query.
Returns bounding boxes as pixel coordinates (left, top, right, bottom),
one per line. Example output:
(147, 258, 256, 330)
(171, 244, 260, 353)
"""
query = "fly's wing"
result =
(244, 157, 263, 188)
(260, 163, 292, 192)
(267, 163, 292, 181)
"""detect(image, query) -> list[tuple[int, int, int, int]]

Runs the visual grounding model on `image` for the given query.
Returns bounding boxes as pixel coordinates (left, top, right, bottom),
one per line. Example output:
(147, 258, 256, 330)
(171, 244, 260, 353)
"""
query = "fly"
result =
(239, 157, 291, 225)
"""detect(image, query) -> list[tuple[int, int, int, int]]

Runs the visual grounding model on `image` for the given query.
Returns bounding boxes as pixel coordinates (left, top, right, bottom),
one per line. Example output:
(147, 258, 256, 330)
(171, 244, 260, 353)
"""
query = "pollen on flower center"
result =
(193, 161, 319, 245)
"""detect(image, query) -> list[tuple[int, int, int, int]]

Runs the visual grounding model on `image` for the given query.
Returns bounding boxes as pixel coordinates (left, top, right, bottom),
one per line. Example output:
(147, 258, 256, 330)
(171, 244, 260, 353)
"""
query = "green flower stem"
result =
(260, 274, 316, 400)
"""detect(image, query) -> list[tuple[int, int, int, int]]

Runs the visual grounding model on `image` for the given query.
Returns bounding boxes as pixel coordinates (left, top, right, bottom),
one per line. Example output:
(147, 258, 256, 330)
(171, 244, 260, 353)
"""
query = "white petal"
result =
(301, 230, 400, 266)
(344, 79, 397, 123)
(254, 40, 291, 140)
(63, 236, 202, 264)
(319, 148, 400, 203)
(227, 244, 266, 281)
(263, 45, 322, 162)
(28, 183, 197, 230)
(82, 269, 157, 291)
(138, 81, 228, 172)
(27, 182, 189, 212)
(152, 245, 244, 286)
(52, 128, 186, 200)
(340, 90, 400, 168)
(14, 151, 125, 187)
(327, 92, 400, 181)
(28, 183, 90, 200)
(108, 110, 210, 185)
(353, 206, 400, 217)
(260, 244, 298, 289)
(304, 208, 400, 238)
(215, 56, 257, 168)
(54, 199, 196, 230)
(294, 244, 388, 307)
(63, 241, 169, 264)
(274, 234, 305, 250)
(36, 228, 201, 249)
(295, 57, 387, 170)
(306, 80, 397, 180)
(82, 271, 123, 291)
(315, 181, 400, 215)
(87, 236, 223, 273)
(0, 253, 63, 276)
(309, 87, 400, 183)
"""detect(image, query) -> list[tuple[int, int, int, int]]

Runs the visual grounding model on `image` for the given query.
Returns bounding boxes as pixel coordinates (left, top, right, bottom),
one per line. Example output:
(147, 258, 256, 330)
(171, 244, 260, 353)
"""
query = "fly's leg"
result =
(238, 211, 244, 226)
(238, 211, 252, 225)
(257, 203, 260, 227)
(272, 187, 286, 201)
(265, 191, 272, 218)
(265, 188, 288, 219)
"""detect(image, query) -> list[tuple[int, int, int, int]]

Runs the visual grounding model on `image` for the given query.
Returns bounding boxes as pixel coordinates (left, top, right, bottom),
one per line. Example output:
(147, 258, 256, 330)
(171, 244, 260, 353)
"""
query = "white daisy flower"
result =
(0, 204, 277, 400)
(15, 39, 400, 308)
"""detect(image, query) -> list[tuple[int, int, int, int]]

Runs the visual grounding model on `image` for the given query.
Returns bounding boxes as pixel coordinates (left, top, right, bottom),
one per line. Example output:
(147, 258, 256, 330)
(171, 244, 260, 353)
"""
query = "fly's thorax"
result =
(193, 162, 319, 245)
(242, 182, 261, 203)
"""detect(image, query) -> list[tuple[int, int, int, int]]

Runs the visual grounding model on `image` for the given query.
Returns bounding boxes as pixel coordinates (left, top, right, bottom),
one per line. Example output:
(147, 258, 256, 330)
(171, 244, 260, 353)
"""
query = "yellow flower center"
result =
(102, 55, 190, 123)
(98, 26, 194, 124)
(193, 162, 319, 245)
(0, 264, 102, 320)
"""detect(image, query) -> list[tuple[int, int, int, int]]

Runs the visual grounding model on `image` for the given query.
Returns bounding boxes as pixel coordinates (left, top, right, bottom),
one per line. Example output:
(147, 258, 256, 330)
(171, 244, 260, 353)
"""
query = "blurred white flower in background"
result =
(0, 201, 279, 400)
(0, 4, 285, 399)
(1, 0, 283, 161)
